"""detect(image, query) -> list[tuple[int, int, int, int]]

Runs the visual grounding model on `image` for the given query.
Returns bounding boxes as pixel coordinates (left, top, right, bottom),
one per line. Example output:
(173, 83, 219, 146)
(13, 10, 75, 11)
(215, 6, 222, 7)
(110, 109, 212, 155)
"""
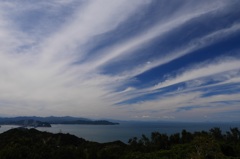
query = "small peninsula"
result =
(0, 116, 119, 127)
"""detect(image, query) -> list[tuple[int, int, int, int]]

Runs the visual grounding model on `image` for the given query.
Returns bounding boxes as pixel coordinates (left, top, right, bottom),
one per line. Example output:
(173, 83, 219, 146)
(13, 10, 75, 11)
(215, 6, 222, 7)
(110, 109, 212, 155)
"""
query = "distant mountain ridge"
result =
(0, 116, 119, 126)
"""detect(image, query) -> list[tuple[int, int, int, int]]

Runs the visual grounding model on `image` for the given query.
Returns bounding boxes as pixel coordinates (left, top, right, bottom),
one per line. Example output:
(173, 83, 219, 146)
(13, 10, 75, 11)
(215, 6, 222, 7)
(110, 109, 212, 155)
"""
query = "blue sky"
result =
(0, 0, 240, 121)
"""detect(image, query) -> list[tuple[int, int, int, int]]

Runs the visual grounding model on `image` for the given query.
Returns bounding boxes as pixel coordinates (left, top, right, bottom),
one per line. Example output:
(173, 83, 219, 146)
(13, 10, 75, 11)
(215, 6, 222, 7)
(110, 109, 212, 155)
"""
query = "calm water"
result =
(1, 121, 239, 143)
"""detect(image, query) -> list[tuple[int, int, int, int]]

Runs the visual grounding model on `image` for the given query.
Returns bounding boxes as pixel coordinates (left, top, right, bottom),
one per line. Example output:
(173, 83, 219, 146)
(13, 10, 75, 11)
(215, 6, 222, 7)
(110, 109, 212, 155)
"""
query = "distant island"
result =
(0, 116, 119, 127)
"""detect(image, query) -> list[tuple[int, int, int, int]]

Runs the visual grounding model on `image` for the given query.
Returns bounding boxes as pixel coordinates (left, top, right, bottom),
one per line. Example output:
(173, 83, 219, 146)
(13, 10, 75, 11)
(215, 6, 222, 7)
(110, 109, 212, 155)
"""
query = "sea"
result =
(0, 121, 239, 143)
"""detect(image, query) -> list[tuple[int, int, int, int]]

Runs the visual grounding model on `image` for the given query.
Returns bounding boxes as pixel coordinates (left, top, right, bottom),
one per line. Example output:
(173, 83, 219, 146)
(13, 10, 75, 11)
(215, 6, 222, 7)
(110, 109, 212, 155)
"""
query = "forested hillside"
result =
(0, 127, 239, 159)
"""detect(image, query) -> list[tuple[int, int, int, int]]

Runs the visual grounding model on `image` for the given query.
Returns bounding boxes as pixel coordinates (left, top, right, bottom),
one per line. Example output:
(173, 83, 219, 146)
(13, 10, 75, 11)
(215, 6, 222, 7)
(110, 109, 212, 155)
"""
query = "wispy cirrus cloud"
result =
(114, 22, 240, 82)
(0, 0, 240, 121)
(82, 0, 229, 72)
(0, 0, 152, 117)
(150, 57, 240, 91)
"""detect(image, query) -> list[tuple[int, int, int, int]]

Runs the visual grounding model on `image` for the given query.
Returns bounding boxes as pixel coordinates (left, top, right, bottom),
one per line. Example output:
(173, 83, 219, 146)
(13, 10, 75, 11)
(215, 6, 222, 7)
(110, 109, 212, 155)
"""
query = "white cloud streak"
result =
(151, 58, 240, 90)
(38, 0, 151, 64)
(83, 1, 228, 72)
(120, 90, 240, 121)
(0, 0, 151, 117)
(123, 22, 240, 78)
(0, 0, 239, 120)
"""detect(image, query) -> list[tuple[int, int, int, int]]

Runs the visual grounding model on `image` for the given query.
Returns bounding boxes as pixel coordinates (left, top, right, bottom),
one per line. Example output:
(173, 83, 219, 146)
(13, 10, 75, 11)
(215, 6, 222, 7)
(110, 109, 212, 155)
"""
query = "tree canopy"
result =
(0, 127, 239, 159)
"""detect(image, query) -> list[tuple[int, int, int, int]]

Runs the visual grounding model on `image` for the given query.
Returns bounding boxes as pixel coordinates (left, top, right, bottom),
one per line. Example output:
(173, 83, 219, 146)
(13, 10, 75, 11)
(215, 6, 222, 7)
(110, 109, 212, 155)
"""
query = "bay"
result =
(1, 121, 239, 143)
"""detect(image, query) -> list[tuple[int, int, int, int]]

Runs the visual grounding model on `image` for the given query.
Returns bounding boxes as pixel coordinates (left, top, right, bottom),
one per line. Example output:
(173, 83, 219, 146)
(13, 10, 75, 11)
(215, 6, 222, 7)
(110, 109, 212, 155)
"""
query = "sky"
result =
(0, 0, 240, 121)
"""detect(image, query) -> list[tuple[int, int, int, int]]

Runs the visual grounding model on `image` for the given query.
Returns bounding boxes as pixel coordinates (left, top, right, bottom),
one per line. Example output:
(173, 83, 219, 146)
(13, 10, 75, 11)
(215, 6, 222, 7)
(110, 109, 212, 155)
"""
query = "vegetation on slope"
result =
(0, 127, 239, 159)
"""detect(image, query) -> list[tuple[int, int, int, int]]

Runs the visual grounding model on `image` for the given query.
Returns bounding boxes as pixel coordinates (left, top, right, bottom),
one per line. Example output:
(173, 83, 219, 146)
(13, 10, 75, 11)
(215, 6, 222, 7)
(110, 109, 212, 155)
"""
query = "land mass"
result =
(0, 127, 239, 159)
(0, 116, 119, 127)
